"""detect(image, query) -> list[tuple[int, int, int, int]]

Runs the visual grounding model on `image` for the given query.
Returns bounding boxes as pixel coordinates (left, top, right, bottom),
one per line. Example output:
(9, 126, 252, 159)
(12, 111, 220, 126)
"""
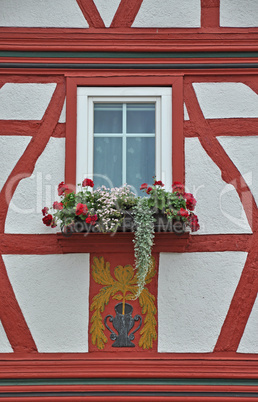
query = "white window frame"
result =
(77, 87, 172, 191)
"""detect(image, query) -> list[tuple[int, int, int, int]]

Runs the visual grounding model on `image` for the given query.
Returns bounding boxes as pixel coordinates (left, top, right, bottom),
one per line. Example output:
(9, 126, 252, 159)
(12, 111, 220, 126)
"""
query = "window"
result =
(77, 87, 172, 193)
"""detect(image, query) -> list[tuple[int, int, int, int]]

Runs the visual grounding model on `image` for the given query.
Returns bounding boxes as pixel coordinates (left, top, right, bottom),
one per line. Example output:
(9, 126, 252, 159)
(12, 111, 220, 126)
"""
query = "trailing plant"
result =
(132, 197, 155, 297)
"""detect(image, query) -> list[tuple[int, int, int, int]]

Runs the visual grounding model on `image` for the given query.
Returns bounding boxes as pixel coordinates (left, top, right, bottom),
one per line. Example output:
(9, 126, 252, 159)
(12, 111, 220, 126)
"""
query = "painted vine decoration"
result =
(90, 256, 157, 350)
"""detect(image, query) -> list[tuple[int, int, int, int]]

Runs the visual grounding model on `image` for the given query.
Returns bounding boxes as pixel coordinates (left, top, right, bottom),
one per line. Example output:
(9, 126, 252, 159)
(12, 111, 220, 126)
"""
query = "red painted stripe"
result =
(0, 83, 65, 232)
(76, 0, 105, 28)
(0, 233, 252, 255)
(2, 385, 258, 393)
(0, 234, 61, 254)
(0, 76, 64, 84)
(0, 121, 65, 137)
(201, 0, 220, 29)
(110, 0, 143, 28)
(0, 255, 37, 352)
(1, 398, 256, 402)
(2, 28, 258, 53)
(0, 121, 40, 136)
(184, 82, 258, 352)
(184, 118, 258, 137)
(2, 353, 258, 377)
(186, 234, 252, 253)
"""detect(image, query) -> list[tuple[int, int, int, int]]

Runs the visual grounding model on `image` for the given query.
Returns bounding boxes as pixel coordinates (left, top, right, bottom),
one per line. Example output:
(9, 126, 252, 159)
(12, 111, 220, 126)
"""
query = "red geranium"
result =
(140, 183, 148, 190)
(154, 180, 164, 187)
(188, 213, 200, 232)
(184, 193, 197, 211)
(53, 201, 63, 210)
(146, 187, 153, 194)
(178, 208, 189, 218)
(42, 214, 53, 226)
(86, 214, 98, 225)
(172, 181, 185, 194)
(58, 181, 69, 196)
(42, 207, 49, 216)
(82, 178, 94, 188)
(76, 203, 88, 216)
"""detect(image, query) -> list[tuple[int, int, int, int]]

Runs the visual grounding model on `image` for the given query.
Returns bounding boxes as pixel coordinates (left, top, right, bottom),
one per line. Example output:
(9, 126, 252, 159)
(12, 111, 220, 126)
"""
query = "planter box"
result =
(62, 212, 187, 235)
(57, 232, 190, 254)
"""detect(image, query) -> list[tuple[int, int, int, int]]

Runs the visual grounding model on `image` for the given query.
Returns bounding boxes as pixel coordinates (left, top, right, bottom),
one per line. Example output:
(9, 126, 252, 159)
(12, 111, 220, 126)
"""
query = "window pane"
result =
(94, 137, 122, 188)
(126, 137, 155, 192)
(127, 103, 155, 134)
(94, 103, 122, 133)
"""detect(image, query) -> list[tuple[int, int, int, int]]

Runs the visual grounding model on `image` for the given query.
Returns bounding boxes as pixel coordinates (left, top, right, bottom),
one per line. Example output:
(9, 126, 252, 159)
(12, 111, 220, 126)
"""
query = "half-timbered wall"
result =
(1, 0, 258, 400)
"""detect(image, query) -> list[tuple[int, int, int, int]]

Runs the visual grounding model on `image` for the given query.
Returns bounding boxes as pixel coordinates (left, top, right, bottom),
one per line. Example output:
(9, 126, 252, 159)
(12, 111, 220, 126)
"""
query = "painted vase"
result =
(104, 302, 142, 347)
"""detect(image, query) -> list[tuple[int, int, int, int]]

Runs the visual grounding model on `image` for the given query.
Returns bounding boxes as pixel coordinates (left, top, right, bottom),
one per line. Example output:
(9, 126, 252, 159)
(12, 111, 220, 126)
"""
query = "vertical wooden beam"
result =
(172, 76, 184, 184)
(201, 0, 220, 29)
(65, 77, 77, 191)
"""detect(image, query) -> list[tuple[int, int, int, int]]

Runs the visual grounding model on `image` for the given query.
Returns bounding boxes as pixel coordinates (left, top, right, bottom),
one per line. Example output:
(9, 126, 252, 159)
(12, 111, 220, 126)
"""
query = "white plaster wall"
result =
(0, 84, 56, 120)
(220, 0, 258, 27)
(132, 0, 200, 28)
(0, 136, 31, 193)
(0, 0, 88, 28)
(5, 137, 65, 234)
(158, 252, 247, 353)
(238, 294, 258, 353)
(58, 98, 66, 123)
(185, 138, 251, 234)
(193, 83, 258, 119)
(184, 103, 189, 121)
(218, 136, 258, 208)
(0, 321, 13, 353)
(93, 0, 121, 27)
(3, 254, 90, 353)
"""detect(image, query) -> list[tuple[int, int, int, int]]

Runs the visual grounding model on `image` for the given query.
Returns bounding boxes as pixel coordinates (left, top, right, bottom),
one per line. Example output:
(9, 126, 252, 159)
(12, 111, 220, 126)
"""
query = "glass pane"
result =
(94, 103, 122, 134)
(126, 103, 155, 134)
(126, 137, 155, 193)
(93, 137, 122, 188)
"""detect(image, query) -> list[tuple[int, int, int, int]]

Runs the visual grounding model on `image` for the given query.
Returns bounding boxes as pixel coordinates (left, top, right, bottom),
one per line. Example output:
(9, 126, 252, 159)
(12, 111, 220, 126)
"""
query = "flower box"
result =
(57, 232, 190, 254)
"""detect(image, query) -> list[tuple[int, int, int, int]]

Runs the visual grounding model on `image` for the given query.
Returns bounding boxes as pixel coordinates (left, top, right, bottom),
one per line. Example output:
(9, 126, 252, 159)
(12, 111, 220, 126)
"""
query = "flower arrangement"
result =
(42, 178, 199, 294)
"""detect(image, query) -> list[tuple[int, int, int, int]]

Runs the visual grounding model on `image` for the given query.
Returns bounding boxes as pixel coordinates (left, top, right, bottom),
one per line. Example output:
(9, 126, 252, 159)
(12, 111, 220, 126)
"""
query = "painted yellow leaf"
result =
(92, 256, 114, 286)
(114, 264, 134, 285)
(138, 287, 157, 349)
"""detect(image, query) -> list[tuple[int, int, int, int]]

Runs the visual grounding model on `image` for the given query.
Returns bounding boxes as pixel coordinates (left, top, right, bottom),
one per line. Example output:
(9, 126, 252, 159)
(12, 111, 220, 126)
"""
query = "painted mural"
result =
(1, 0, 258, 399)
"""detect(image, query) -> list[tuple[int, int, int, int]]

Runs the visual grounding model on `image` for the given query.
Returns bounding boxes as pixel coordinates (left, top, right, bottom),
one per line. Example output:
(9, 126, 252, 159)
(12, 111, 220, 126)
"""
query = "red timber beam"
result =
(76, 0, 105, 28)
(110, 0, 143, 28)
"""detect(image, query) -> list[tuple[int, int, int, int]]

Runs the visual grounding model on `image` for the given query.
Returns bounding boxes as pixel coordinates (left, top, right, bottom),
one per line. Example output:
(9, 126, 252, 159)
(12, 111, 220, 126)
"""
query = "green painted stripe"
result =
(1, 378, 258, 386)
(1, 51, 258, 59)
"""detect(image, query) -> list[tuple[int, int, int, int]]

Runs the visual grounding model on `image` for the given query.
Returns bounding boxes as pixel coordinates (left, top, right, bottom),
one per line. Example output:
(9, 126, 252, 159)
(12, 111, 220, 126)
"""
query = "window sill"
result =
(57, 232, 190, 254)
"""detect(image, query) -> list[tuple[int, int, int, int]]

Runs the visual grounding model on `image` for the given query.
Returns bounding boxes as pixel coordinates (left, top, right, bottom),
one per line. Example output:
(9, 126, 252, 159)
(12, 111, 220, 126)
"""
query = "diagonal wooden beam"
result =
(76, 0, 105, 28)
(110, 0, 143, 28)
